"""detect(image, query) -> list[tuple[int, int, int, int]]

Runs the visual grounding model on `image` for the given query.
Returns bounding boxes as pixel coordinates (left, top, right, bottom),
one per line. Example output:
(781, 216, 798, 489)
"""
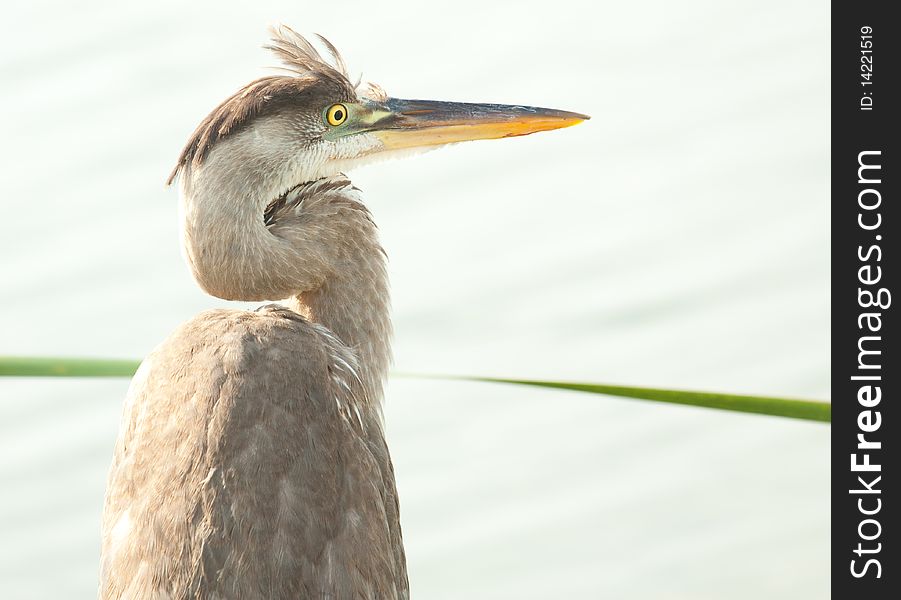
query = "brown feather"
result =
(100, 307, 407, 599)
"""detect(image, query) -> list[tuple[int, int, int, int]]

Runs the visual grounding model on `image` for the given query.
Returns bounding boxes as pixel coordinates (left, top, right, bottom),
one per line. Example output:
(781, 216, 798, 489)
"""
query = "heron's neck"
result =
(182, 166, 391, 404)
(271, 179, 392, 404)
(285, 247, 392, 404)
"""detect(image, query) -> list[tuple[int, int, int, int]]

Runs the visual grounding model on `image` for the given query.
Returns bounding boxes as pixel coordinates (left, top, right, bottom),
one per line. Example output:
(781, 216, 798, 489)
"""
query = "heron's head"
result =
(168, 25, 588, 195)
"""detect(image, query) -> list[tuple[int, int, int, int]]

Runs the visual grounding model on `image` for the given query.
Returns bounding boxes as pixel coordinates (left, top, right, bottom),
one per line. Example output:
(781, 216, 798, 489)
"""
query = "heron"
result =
(99, 26, 587, 599)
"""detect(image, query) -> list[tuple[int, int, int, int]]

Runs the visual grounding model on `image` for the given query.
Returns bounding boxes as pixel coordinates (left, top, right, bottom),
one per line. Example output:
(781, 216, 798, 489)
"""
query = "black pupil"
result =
(333, 109, 344, 121)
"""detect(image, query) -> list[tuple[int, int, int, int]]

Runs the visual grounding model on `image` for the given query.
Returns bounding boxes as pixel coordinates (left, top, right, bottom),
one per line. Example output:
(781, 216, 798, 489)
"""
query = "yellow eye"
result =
(326, 103, 348, 126)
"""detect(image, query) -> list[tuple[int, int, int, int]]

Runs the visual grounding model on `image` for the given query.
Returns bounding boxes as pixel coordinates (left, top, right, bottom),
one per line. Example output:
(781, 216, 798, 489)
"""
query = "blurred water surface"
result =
(0, 1, 828, 598)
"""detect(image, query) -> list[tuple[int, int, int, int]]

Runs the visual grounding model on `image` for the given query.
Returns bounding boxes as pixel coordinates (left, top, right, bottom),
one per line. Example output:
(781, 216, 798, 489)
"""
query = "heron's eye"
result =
(326, 103, 348, 126)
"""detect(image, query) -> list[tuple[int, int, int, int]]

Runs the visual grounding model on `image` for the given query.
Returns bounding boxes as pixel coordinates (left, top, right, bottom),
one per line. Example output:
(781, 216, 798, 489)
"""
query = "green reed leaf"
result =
(0, 356, 829, 422)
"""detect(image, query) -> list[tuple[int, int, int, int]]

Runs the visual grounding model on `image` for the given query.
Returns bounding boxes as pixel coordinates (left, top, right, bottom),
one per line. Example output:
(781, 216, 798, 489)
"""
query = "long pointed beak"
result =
(364, 98, 589, 150)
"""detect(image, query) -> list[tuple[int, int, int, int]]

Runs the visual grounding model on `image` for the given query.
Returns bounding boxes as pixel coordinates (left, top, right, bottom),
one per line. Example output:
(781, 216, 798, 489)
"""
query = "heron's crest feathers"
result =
(265, 26, 350, 82)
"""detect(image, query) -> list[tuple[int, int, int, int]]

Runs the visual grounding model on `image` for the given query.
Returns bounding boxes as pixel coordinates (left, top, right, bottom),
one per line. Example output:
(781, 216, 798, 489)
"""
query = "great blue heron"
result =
(100, 26, 586, 599)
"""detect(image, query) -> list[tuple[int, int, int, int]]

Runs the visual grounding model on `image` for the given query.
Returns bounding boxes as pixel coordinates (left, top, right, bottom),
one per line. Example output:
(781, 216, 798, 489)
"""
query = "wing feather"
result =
(100, 306, 407, 599)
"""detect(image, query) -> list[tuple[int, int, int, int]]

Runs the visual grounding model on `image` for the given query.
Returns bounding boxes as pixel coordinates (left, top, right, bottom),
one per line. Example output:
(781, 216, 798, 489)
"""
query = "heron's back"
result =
(100, 305, 407, 599)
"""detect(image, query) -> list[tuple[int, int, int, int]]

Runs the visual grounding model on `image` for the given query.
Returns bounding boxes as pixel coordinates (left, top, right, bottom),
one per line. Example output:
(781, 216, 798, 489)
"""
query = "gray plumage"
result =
(101, 307, 403, 599)
(101, 24, 585, 600)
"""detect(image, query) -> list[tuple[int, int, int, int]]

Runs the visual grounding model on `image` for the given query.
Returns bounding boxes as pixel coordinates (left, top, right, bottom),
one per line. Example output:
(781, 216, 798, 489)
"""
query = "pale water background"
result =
(0, 1, 829, 598)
